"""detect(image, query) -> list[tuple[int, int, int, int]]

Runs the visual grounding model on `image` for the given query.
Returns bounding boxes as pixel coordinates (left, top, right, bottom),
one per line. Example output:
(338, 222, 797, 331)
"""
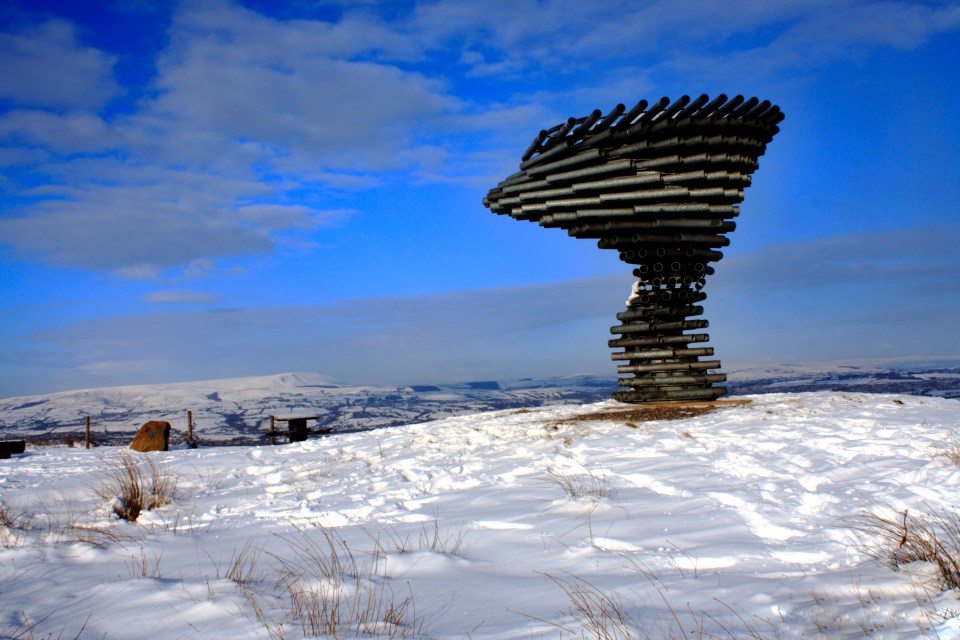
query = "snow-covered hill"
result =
(725, 361, 960, 399)
(3, 363, 959, 447)
(2, 392, 960, 638)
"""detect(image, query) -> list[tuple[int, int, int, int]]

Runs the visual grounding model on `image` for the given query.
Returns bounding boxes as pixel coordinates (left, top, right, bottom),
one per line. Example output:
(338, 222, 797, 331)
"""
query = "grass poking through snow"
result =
(262, 525, 424, 638)
(94, 451, 179, 522)
(852, 507, 960, 591)
(545, 465, 613, 502)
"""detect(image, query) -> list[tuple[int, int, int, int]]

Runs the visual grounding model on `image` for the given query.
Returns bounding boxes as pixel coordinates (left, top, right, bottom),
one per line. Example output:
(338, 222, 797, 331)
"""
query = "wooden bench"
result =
(267, 416, 332, 444)
(0, 440, 26, 460)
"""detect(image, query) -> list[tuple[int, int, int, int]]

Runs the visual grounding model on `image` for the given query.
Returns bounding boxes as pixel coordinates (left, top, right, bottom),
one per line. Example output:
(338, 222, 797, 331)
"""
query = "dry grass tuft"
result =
(19, 492, 140, 549)
(3, 612, 90, 640)
(226, 540, 263, 586)
(127, 546, 163, 579)
(63, 520, 139, 548)
(852, 507, 960, 591)
(933, 431, 960, 466)
(270, 526, 423, 638)
(543, 465, 614, 547)
(545, 466, 613, 502)
(0, 502, 32, 547)
(94, 451, 179, 522)
(545, 568, 779, 640)
(417, 513, 466, 556)
(3, 612, 53, 640)
(368, 513, 466, 557)
(548, 573, 634, 640)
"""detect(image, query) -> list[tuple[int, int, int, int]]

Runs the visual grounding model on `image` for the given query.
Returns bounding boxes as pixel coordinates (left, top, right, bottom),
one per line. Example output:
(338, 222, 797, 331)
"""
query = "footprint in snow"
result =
(473, 520, 533, 531)
(623, 472, 692, 497)
(707, 492, 805, 541)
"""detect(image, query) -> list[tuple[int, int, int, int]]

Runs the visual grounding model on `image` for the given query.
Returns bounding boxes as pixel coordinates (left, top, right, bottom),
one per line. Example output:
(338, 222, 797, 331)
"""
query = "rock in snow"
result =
(129, 420, 171, 452)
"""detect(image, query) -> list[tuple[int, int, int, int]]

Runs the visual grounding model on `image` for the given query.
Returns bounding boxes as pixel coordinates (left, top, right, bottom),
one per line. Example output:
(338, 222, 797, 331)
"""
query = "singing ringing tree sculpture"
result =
(483, 94, 784, 403)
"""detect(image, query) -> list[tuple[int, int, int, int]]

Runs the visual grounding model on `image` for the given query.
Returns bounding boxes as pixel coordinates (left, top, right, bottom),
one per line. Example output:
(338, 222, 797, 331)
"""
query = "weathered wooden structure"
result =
(268, 415, 332, 444)
(0, 440, 26, 460)
(483, 94, 783, 403)
(0, 440, 27, 460)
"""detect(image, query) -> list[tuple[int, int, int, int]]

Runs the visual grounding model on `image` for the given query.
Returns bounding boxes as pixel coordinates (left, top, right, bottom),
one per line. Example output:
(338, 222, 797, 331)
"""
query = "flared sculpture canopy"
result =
(482, 94, 783, 403)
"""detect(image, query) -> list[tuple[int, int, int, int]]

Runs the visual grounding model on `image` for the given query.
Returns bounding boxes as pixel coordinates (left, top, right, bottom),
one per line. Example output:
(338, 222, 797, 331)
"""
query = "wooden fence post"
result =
(269, 415, 275, 446)
(188, 410, 193, 443)
(85, 416, 91, 449)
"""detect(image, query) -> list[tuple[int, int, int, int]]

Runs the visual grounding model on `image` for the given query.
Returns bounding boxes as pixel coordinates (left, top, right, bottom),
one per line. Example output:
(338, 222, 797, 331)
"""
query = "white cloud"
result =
(0, 3, 466, 274)
(148, 3, 459, 170)
(0, 19, 118, 109)
(0, 109, 114, 152)
(173, 2, 421, 62)
(1, 0, 958, 278)
(0, 165, 278, 271)
(149, 54, 455, 167)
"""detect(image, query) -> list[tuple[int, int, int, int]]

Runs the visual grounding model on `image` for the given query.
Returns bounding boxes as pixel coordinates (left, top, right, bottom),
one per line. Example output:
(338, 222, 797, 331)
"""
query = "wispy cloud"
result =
(141, 290, 221, 304)
(717, 225, 960, 292)
(411, 0, 960, 82)
(1, 276, 625, 394)
(659, 2, 960, 86)
(5, 219, 960, 397)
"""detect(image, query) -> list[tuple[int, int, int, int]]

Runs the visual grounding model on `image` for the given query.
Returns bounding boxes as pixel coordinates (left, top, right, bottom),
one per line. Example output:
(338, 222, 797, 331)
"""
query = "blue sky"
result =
(1, 0, 959, 397)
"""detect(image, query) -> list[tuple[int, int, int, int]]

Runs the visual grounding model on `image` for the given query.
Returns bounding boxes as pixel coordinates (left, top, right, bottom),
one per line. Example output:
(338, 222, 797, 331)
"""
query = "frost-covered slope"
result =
(2, 392, 960, 638)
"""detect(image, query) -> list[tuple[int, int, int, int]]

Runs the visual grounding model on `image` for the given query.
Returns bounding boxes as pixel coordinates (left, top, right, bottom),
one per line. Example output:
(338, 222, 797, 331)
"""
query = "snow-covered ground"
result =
(3, 392, 960, 639)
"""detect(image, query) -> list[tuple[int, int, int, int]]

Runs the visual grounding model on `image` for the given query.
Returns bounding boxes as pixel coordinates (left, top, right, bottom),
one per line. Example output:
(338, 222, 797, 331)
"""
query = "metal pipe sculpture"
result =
(482, 94, 783, 403)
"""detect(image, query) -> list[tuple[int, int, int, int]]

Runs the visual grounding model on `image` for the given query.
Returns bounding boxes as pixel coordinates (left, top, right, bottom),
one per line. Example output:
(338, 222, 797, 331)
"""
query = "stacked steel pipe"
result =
(482, 94, 783, 403)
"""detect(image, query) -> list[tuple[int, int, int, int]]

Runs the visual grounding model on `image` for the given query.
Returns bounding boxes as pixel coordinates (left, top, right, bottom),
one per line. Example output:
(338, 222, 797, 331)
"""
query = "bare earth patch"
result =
(557, 398, 751, 425)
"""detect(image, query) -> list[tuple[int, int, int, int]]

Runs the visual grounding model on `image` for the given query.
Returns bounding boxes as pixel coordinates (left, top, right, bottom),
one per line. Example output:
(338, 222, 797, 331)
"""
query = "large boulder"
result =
(130, 421, 171, 452)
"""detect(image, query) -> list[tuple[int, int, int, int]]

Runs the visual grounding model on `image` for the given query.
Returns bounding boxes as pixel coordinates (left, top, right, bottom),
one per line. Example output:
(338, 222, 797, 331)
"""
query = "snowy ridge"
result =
(2, 392, 960, 638)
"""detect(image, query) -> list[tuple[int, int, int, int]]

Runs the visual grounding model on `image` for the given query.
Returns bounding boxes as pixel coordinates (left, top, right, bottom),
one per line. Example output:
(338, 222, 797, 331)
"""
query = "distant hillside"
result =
(724, 362, 960, 399)
(0, 373, 616, 446)
(2, 363, 957, 447)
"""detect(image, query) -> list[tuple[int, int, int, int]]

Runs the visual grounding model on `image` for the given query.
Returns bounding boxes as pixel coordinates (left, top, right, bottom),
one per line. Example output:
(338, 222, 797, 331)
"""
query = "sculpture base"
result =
(609, 281, 726, 404)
